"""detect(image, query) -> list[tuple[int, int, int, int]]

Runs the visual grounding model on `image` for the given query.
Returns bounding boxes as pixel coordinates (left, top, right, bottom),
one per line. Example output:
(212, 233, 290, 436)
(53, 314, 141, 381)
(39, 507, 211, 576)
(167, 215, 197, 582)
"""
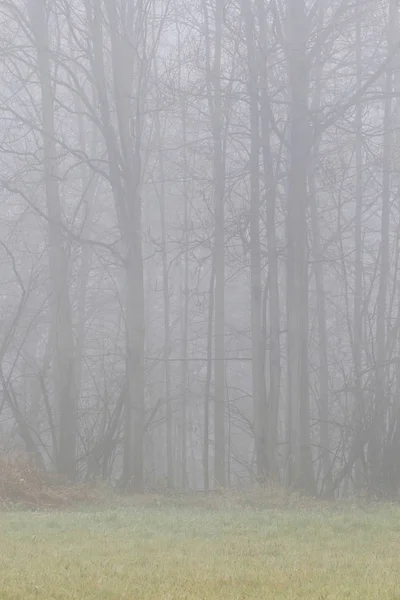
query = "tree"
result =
(285, 0, 315, 493)
(241, 0, 268, 481)
(28, 0, 77, 480)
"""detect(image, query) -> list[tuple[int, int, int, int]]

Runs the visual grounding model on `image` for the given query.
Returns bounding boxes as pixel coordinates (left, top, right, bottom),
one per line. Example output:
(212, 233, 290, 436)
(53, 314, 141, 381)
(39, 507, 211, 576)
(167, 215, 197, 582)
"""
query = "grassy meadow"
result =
(0, 503, 399, 599)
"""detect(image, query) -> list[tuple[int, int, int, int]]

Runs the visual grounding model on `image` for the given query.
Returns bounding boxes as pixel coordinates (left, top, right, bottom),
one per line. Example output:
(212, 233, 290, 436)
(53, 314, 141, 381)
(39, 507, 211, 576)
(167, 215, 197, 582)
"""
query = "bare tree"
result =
(28, 0, 77, 480)
(1, 0, 400, 499)
(285, 0, 315, 493)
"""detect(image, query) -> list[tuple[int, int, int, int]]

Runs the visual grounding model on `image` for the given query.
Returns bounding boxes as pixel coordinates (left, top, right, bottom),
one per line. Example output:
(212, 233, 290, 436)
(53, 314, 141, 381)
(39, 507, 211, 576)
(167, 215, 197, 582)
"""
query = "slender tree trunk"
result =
(125, 243, 146, 491)
(392, 0, 400, 495)
(212, 0, 226, 489)
(257, 0, 281, 479)
(352, 0, 364, 490)
(180, 210, 189, 491)
(202, 0, 226, 488)
(204, 268, 215, 491)
(156, 112, 173, 489)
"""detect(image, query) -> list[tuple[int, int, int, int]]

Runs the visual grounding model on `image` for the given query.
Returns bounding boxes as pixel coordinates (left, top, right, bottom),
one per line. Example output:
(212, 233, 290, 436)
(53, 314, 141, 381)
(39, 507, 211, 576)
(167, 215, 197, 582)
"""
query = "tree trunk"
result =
(286, 0, 315, 493)
(308, 3, 332, 493)
(352, 0, 365, 490)
(204, 268, 215, 491)
(257, 0, 281, 479)
(368, 1, 394, 492)
(242, 0, 267, 481)
(29, 0, 77, 480)
(180, 245, 189, 491)
(212, 0, 226, 489)
(202, 0, 226, 488)
(89, 0, 146, 490)
(155, 104, 173, 489)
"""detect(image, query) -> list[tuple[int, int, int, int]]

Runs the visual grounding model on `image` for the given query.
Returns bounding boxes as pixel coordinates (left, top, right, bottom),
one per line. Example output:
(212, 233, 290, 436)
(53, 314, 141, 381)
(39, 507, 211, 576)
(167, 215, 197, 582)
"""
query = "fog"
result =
(0, 0, 397, 499)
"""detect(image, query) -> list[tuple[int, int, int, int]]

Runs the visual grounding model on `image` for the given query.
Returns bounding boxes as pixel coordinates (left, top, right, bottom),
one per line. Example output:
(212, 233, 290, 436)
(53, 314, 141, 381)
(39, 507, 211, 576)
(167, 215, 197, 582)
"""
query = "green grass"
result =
(1, 505, 400, 598)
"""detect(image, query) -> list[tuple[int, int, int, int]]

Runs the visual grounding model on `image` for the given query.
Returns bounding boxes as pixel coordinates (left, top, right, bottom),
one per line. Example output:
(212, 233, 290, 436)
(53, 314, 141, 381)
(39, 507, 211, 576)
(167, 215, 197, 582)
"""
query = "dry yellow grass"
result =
(0, 505, 400, 599)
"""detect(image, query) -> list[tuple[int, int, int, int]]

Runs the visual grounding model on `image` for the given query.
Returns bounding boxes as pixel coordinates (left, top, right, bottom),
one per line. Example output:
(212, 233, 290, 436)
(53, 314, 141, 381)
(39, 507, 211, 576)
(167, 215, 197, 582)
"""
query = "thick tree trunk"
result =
(368, 2, 394, 492)
(286, 0, 315, 493)
(308, 6, 332, 493)
(89, 0, 146, 491)
(75, 110, 98, 400)
(242, 0, 267, 480)
(202, 0, 226, 488)
(29, 0, 77, 480)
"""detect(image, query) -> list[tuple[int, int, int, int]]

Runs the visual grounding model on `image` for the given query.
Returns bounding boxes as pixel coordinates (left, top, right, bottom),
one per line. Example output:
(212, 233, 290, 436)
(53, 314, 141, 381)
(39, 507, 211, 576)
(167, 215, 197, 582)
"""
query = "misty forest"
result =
(1, 0, 400, 502)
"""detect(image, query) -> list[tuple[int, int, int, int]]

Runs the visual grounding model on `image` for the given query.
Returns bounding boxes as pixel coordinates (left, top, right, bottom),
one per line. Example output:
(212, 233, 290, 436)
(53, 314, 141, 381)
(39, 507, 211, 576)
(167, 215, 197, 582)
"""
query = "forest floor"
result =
(0, 504, 399, 599)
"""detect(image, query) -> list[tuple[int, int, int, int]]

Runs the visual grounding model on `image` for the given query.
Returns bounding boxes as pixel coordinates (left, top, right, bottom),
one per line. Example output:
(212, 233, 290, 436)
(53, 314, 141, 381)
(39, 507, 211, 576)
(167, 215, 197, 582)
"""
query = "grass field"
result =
(0, 504, 400, 599)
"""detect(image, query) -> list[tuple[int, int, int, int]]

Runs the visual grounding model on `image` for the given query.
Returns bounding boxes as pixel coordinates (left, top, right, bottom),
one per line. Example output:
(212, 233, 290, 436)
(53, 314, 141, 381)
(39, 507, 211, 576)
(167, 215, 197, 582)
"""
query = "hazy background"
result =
(0, 0, 398, 499)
